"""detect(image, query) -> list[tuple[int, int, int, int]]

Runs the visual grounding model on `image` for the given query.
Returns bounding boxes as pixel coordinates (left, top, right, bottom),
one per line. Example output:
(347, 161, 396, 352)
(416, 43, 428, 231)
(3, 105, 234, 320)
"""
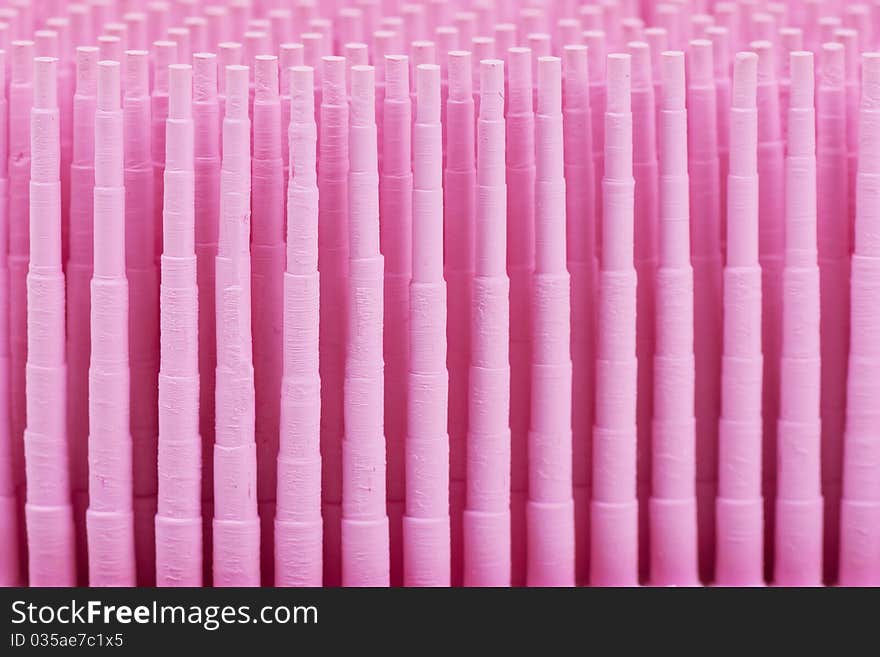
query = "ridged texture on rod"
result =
(25, 56, 76, 586)
(156, 63, 202, 587)
(87, 60, 136, 587)
(403, 63, 450, 587)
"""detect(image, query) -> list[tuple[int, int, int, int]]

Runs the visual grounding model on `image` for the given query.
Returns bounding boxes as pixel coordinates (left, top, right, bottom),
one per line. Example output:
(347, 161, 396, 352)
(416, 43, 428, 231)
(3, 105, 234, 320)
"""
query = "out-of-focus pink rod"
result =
(464, 59, 510, 588)
(251, 54, 283, 585)
(562, 44, 595, 586)
(380, 54, 412, 587)
(527, 56, 574, 587)
(317, 55, 348, 587)
(86, 60, 136, 587)
(213, 64, 260, 588)
(591, 53, 638, 587)
(775, 51, 822, 587)
(0, 49, 22, 586)
(343, 65, 389, 587)
(839, 52, 880, 587)
(816, 41, 849, 585)
(124, 48, 159, 587)
(708, 27, 731, 258)
(443, 50, 474, 587)
(505, 47, 534, 587)
(25, 56, 76, 586)
(66, 45, 98, 586)
(752, 40, 784, 582)
(650, 50, 699, 587)
(192, 51, 219, 583)
(275, 65, 322, 588)
(686, 38, 722, 584)
(716, 51, 764, 587)
(156, 63, 202, 587)
(403, 63, 450, 587)
(8, 40, 34, 577)
(628, 40, 658, 583)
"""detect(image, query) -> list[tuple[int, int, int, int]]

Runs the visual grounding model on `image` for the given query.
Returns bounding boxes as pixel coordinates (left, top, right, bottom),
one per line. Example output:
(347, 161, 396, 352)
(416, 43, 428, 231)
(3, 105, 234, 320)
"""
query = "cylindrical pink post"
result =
(342, 65, 389, 587)
(584, 31, 606, 259)
(778, 28, 803, 142)
(8, 40, 35, 577)
(687, 38, 722, 584)
(591, 53, 638, 587)
(562, 44, 596, 587)
(66, 45, 99, 586)
(403, 64, 450, 587)
(123, 48, 159, 587)
(817, 41, 849, 585)
(275, 65, 323, 588)
(464, 59, 510, 588)
(708, 27, 731, 259)
(839, 52, 880, 587)
(213, 64, 260, 587)
(251, 54, 283, 585)
(152, 40, 178, 261)
(505, 47, 534, 587)
(156, 63, 202, 587)
(775, 51, 823, 587)
(752, 39, 784, 582)
(25, 56, 77, 586)
(192, 50, 219, 584)
(380, 54, 412, 587)
(0, 50, 22, 586)
(628, 40, 658, 583)
(716, 52, 764, 587)
(527, 56, 574, 587)
(317, 55, 349, 587)
(86, 60, 136, 587)
(835, 29, 859, 257)
(279, 43, 304, 185)
(443, 50, 474, 587)
(650, 50, 699, 587)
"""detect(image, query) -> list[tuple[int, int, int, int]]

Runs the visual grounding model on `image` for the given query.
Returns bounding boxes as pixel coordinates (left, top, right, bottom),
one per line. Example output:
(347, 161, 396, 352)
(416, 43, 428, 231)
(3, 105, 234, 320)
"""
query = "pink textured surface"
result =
(250, 54, 283, 584)
(317, 55, 347, 587)
(26, 56, 76, 586)
(651, 51, 698, 587)
(275, 65, 322, 588)
(687, 38, 722, 584)
(0, 50, 22, 587)
(505, 46, 533, 587)
(443, 49, 474, 587)
(628, 41, 657, 583)
(213, 64, 259, 587)
(775, 51, 823, 586)
(343, 65, 389, 587)
(3, 0, 880, 589)
(67, 46, 98, 586)
(840, 52, 880, 586)
(562, 43, 596, 587)
(528, 56, 574, 586)
(380, 54, 411, 587)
